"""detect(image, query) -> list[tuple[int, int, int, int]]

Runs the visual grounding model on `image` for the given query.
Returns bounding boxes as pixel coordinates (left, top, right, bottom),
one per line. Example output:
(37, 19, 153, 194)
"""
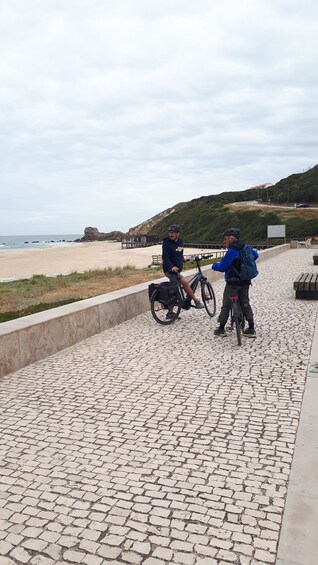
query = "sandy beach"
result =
(0, 242, 218, 280)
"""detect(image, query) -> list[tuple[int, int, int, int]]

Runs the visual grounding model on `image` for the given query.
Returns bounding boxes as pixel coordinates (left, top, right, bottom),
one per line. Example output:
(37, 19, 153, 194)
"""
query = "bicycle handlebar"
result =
(186, 253, 214, 263)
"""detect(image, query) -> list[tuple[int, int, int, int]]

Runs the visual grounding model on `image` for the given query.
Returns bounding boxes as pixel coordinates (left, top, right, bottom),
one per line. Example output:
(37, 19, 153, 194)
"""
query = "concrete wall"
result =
(0, 244, 290, 377)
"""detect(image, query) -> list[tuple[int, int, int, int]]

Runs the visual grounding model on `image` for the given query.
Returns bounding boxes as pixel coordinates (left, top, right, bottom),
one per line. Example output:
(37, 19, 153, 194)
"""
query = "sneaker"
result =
(214, 327, 227, 337)
(166, 312, 175, 319)
(243, 327, 256, 338)
(195, 299, 205, 309)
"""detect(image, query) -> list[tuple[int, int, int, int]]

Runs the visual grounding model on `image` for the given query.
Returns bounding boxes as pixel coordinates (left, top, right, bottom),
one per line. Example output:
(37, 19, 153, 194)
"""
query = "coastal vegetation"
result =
(129, 164, 318, 242)
(0, 257, 216, 322)
(0, 266, 160, 322)
(150, 204, 318, 243)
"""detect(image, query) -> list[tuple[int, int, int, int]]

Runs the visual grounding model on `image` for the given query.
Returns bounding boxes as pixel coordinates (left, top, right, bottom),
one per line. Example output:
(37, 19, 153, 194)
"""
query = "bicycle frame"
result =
(178, 257, 208, 302)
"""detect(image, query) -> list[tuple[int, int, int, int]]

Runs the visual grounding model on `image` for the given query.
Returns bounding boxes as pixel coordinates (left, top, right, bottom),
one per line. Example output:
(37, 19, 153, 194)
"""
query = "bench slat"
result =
(299, 274, 307, 291)
(309, 274, 317, 291)
(304, 273, 313, 291)
(293, 272, 305, 290)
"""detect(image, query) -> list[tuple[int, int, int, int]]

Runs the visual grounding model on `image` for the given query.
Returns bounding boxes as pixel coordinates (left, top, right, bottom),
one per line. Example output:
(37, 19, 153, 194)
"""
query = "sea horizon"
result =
(0, 234, 83, 253)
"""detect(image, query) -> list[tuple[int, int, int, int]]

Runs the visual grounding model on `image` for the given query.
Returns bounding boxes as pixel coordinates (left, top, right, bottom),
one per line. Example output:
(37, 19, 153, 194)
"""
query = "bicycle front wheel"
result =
(232, 302, 242, 346)
(150, 289, 182, 325)
(201, 281, 216, 317)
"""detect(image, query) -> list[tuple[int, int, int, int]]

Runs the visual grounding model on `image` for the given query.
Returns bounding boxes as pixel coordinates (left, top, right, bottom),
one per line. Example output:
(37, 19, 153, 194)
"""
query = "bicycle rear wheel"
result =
(228, 313, 234, 332)
(237, 301, 245, 332)
(201, 281, 216, 317)
(150, 288, 182, 325)
(232, 302, 242, 346)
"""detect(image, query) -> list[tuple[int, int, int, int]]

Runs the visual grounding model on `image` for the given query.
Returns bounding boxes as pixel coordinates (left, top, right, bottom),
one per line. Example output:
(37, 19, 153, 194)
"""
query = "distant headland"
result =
(74, 227, 125, 242)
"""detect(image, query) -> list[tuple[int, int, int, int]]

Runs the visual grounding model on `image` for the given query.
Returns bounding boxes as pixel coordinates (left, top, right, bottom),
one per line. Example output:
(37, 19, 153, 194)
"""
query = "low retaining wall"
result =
(0, 244, 290, 377)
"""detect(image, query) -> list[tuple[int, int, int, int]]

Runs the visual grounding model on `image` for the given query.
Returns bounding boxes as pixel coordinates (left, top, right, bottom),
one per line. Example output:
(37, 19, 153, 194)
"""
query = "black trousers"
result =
(218, 283, 254, 327)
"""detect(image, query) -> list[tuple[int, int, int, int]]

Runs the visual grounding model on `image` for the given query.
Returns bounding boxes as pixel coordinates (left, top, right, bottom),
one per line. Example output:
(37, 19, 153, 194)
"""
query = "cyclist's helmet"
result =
(168, 224, 180, 232)
(222, 228, 240, 239)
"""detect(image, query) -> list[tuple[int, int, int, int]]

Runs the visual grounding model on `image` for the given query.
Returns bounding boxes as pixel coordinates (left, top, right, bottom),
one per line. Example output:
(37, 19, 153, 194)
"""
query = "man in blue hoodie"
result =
(162, 224, 204, 318)
(212, 228, 258, 338)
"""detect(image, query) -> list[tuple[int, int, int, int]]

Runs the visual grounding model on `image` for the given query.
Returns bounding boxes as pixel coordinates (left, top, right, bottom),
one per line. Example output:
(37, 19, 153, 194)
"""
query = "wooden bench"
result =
(313, 254, 318, 265)
(294, 272, 318, 299)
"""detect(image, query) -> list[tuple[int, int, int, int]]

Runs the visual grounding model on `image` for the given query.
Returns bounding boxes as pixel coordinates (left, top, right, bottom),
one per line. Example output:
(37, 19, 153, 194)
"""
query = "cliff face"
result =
(128, 207, 176, 236)
(75, 227, 125, 242)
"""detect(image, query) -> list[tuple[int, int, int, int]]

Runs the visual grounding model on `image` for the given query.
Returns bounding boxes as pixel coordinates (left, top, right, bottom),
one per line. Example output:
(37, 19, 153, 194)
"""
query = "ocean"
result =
(0, 234, 83, 253)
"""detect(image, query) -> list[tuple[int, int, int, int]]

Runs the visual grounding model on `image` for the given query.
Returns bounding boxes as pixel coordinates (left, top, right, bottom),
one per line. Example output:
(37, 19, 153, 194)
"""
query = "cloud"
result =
(0, 0, 318, 234)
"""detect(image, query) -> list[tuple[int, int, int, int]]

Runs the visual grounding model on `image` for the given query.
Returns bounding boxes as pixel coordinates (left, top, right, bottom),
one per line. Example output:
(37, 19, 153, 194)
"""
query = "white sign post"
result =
(267, 225, 286, 246)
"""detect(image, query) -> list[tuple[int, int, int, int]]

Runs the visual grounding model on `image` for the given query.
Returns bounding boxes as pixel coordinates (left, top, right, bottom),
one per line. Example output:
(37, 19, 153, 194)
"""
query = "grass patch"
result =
(0, 265, 162, 322)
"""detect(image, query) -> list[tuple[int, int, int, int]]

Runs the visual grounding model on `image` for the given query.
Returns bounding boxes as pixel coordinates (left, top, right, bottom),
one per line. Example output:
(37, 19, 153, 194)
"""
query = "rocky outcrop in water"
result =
(75, 227, 125, 242)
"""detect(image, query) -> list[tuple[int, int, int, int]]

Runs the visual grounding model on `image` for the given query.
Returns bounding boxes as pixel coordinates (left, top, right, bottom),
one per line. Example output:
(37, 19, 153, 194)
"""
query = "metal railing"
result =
(121, 241, 158, 249)
(152, 250, 226, 266)
(183, 242, 225, 250)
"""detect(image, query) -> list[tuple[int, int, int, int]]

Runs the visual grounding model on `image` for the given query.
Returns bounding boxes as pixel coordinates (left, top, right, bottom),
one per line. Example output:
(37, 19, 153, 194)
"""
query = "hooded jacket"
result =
(212, 239, 259, 282)
(162, 236, 184, 273)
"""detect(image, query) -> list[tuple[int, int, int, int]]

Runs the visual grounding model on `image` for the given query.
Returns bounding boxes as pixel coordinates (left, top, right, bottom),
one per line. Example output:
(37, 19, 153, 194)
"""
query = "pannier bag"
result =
(158, 282, 179, 306)
(148, 283, 159, 300)
(148, 281, 179, 306)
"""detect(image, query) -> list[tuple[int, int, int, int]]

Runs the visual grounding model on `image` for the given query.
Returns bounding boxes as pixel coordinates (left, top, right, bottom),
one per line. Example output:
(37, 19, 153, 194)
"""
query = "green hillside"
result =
(145, 164, 318, 243)
(267, 165, 318, 203)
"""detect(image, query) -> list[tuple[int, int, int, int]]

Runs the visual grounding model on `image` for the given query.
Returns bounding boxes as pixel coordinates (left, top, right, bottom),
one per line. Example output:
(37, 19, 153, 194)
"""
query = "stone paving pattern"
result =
(0, 248, 317, 565)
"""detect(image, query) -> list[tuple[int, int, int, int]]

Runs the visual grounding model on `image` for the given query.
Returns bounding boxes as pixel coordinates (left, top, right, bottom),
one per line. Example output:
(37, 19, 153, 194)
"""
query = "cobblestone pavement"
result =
(0, 248, 317, 565)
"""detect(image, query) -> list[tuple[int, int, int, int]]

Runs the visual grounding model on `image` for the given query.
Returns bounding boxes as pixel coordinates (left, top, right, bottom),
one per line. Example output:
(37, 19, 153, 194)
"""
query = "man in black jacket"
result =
(162, 224, 204, 318)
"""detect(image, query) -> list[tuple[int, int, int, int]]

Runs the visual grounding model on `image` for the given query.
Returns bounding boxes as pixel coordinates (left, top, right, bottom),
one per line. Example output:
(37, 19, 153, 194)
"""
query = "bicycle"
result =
(227, 283, 245, 346)
(149, 255, 216, 325)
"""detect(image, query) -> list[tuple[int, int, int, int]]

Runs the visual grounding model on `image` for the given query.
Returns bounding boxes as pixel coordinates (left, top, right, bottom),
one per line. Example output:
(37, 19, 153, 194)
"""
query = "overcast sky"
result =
(1, 0, 317, 235)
